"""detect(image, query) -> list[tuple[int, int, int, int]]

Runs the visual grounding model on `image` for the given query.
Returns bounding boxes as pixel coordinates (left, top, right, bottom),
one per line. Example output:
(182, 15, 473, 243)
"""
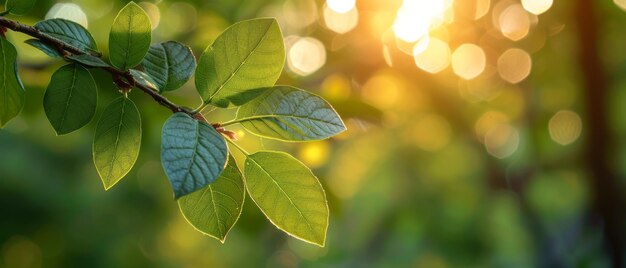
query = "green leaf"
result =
(109, 1, 152, 70)
(141, 41, 196, 92)
(43, 64, 97, 135)
(24, 39, 61, 58)
(244, 151, 328, 246)
(195, 18, 285, 108)
(5, 0, 36, 15)
(93, 97, 142, 190)
(129, 69, 159, 90)
(161, 113, 228, 199)
(178, 156, 245, 242)
(235, 86, 346, 141)
(35, 19, 97, 52)
(67, 54, 109, 68)
(0, 38, 25, 128)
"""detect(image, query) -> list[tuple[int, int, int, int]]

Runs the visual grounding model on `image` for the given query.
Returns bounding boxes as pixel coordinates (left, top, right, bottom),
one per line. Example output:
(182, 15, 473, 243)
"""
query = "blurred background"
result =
(1, 0, 626, 267)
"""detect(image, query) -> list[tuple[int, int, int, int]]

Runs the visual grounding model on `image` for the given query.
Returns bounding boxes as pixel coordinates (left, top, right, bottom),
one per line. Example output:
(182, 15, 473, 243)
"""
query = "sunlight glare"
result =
(475, 0, 491, 19)
(393, 0, 452, 42)
(327, 0, 356, 14)
(413, 37, 450, 74)
(616, 0, 626, 11)
(324, 4, 359, 34)
(287, 37, 327, 76)
(498, 48, 532, 84)
(522, 0, 553, 15)
(46, 3, 88, 28)
(451, 43, 486, 80)
(498, 4, 531, 41)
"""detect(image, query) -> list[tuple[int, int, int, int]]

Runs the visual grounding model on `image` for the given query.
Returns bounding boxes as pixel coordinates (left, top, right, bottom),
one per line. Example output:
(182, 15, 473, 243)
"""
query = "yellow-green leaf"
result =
(178, 156, 245, 242)
(195, 18, 285, 108)
(244, 151, 328, 246)
(93, 97, 142, 190)
(109, 1, 152, 70)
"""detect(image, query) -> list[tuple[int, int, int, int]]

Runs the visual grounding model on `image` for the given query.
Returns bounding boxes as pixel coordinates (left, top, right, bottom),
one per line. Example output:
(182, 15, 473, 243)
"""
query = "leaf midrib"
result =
(182, 120, 201, 194)
(58, 65, 79, 132)
(248, 156, 317, 237)
(207, 22, 274, 104)
(104, 99, 127, 183)
(237, 114, 343, 127)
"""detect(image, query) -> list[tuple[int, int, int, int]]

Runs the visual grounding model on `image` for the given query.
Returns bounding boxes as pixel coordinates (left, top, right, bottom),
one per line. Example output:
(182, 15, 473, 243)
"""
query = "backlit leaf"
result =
(141, 41, 196, 92)
(93, 97, 142, 190)
(161, 113, 228, 199)
(245, 151, 329, 246)
(195, 18, 285, 108)
(236, 86, 346, 141)
(178, 156, 245, 242)
(44, 64, 97, 135)
(109, 1, 152, 70)
(0, 38, 25, 128)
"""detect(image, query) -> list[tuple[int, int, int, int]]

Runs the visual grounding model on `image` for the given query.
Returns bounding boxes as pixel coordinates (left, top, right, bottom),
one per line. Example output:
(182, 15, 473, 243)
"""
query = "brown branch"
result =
(0, 16, 191, 116)
(575, 1, 625, 267)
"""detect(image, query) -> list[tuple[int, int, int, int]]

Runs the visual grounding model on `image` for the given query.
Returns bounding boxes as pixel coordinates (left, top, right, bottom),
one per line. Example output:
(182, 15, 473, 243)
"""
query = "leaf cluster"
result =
(0, 1, 346, 246)
(0, 0, 345, 246)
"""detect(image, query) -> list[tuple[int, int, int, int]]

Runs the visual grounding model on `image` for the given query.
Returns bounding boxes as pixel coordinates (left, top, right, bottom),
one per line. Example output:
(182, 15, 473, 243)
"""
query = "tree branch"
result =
(0, 16, 192, 116)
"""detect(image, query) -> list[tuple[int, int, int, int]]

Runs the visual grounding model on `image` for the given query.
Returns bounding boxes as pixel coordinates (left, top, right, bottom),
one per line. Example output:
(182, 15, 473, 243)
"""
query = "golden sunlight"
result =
(451, 43, 486, 80)
(324, 4, 359, 34)
(287, 37, 327, 76)
(522, 0, 553, 15)
(616, 0, 626, 11)
(413, 37, 451, 74)
(327, 0, 356, 14)
(392, 0, 452, 43)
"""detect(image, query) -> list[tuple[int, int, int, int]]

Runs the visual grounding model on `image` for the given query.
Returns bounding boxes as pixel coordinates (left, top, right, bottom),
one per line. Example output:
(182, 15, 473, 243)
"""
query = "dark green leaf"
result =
(235, 86, 346, 141)
(24, 39, 61, 58)
(245, 151, 328, 247)
(109, 1, 152, 70)
(67, 54, 109, 68)
(93, 97, 142, 190)
(129, 69, 158, 90)
(5, 0, 36, 15)
(35, 19, 97, 52)
(178, 155, 245, 242)
(195, 18, 285, 108)
(0, 38, 25, 128)
(161, 113, 228, 199)
(43, 64, 97, 135)
(141, 41, 196, 92)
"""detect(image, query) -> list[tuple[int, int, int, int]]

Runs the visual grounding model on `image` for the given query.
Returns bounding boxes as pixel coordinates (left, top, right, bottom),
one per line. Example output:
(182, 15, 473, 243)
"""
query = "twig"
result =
(0, 16, 192, 116)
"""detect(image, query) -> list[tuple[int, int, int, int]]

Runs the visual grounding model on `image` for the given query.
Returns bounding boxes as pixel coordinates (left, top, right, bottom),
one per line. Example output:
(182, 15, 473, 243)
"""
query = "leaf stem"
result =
(191, 102, 210, 114)
(221, 118, 244, 127)
(225, 137, 249, 156)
